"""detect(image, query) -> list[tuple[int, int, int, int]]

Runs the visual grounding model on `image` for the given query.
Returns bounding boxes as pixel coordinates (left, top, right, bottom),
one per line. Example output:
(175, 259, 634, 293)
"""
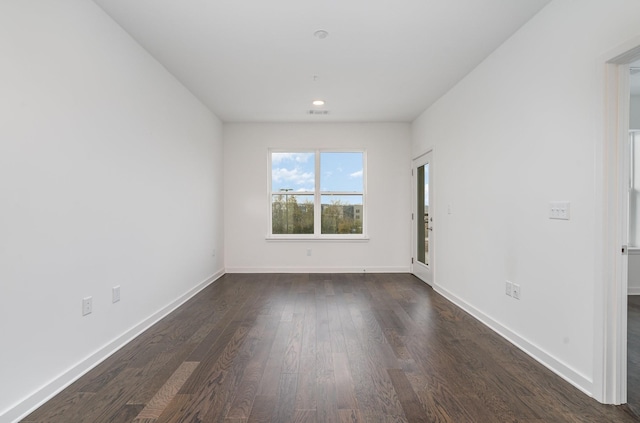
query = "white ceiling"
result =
(93, 0, 551, 122)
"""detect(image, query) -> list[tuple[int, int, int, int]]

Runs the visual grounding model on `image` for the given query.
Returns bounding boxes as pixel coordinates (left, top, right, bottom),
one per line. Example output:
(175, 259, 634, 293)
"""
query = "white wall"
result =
(412, 0, 640, 398)
(224, 123, 411, 273)
(0, 1, 224, 421)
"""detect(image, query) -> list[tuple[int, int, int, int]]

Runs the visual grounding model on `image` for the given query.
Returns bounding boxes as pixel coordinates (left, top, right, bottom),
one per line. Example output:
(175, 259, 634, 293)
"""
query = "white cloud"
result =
(272, 152, 313, 165)
(350, 169, 363, 178)
(272, 167, 314, 187)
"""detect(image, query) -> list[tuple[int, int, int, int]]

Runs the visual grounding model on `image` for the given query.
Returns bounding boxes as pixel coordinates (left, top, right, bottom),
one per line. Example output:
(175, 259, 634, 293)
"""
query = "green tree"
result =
(272, 194, 286, 233)
(272, 193, 314, 234)
(321, 200, 362, 234)
(293, 199, 314, 234)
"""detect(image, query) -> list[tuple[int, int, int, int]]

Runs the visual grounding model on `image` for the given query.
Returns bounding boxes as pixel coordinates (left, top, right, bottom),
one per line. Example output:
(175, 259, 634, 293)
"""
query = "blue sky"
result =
(271, 152, 363, 193)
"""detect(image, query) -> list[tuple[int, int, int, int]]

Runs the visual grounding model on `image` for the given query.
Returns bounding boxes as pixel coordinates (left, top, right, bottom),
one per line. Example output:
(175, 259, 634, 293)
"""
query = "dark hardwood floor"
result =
(629, 295, 640, 418)
(22, 273, 639, 423)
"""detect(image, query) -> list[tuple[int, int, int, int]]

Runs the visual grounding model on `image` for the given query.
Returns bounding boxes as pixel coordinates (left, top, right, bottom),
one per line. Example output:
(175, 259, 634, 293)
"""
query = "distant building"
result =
(321, 203, 363, 220)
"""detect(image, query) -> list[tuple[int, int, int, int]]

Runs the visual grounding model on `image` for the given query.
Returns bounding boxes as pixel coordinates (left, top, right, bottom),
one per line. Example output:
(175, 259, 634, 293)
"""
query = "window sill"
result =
(266, 236, 370, 242)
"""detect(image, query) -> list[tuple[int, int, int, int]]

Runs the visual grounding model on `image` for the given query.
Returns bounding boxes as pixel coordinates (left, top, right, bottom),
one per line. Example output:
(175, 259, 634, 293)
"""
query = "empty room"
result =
(3, 0, 640, 422)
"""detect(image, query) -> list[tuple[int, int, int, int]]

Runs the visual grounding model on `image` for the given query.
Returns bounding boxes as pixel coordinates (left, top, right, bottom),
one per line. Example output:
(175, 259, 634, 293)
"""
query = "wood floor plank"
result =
(133, 361, 199, 421)
(155, 394, 193, 423)
(177, 322, 254, 421)
(292, 409, 317, 423)
(348, 307, 404, 416)
(343, 335, 378, 414)
(337, 408, 363, 423)
(333, 352, 357, 410)
(386, 368, 427, 423)
(126, 341, 198, 406)
(327, 292, 348, 355)
(226, 316, 280, 419)
(257, 320, 293, 397)
(103, 404, 146, 423)
(179, 318, 245, 394)
(20, 392, 95, 422)
(294, 354, 317, 411)
(271, 372, 298, 423)
(316, 370, 338, 423)
(282, 313, 304, 374)
(247, 395, 276, 423)
(629, 295, 640, 416)
(20, 273, 640, 423)
(64, 359, 129, 395)
(76, 367, 146, 422)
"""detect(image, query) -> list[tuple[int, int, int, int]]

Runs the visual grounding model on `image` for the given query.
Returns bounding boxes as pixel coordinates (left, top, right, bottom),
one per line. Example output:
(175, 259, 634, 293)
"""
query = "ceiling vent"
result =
(308, 110, 330, 115)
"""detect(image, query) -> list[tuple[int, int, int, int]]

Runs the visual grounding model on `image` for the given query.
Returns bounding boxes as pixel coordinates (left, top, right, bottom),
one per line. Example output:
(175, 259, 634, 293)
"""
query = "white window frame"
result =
(267, 148, 367, 240)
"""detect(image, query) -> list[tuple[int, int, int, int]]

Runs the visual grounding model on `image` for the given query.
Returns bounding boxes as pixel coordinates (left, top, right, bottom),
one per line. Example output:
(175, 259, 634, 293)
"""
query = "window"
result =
(269, 150, 366, 238)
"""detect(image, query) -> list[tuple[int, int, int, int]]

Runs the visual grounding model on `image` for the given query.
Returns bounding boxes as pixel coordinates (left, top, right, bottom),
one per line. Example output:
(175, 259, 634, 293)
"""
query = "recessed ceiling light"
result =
(314, 30, 329, 40)
(312, 100, 325, 106)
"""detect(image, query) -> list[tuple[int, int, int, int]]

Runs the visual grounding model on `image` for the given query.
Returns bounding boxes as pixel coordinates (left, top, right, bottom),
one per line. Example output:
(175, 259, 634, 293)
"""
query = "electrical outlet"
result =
(513, 284, 521, 300)
(307, 248, 312, 256)
(82, 296, 92, 316)
(505, 280, 513, 297)
(112, 285, 121, 303)
(212, 248, 216, 257)
(549, 201, 570, 220)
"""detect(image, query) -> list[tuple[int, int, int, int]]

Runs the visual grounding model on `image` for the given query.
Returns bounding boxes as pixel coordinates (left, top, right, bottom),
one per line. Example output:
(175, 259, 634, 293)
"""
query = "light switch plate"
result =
(82, 296, 92, 316)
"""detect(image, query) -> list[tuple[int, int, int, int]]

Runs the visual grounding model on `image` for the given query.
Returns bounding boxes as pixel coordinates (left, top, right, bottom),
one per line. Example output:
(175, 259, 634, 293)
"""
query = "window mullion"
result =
(314, 150, 321, 236)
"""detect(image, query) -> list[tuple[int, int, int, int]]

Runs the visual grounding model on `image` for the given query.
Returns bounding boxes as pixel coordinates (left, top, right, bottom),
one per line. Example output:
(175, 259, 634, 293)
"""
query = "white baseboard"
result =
(629, 286, 640, 295)
(432, 283, 593, 397)
(224, 266, 411, 274)
(2, 269, 225, 423)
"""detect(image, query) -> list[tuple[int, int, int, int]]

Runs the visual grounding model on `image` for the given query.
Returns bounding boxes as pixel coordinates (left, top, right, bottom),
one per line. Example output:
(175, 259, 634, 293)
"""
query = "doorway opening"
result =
(600, 41, 640, 407)
(626, 62, 640, 416)
(412, 150, 433, 285)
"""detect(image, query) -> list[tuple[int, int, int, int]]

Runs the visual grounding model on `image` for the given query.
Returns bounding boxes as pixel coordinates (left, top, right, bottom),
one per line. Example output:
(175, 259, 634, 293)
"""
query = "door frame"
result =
(412, 149, 434, 285)
(597, 39, 640, 404)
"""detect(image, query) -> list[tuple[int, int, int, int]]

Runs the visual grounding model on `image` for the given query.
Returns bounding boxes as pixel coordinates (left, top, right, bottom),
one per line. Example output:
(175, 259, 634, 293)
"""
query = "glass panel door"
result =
(413, 151, 433, 285)
(417, 164, 429, 266)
